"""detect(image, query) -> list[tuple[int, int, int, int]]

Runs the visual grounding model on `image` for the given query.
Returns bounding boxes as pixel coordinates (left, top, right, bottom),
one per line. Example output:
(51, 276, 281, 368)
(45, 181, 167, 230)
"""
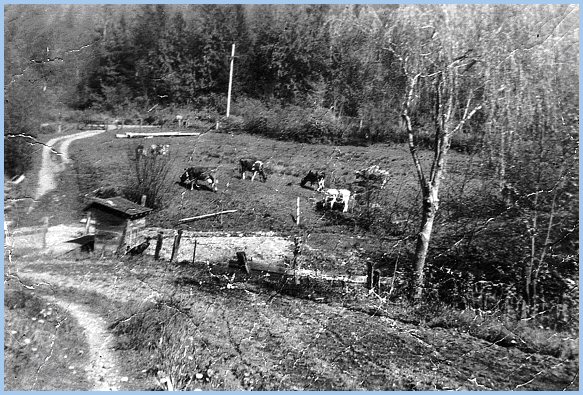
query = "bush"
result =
(124, 151, 174, 209)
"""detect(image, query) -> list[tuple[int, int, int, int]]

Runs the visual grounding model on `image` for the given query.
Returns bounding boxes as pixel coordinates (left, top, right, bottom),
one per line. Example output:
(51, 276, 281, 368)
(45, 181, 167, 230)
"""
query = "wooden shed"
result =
(83, 196, 152, 255)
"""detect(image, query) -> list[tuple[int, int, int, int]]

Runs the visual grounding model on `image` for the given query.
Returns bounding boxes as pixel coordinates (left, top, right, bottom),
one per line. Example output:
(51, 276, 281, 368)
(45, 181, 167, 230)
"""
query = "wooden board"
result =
(115, 132, 201, 138)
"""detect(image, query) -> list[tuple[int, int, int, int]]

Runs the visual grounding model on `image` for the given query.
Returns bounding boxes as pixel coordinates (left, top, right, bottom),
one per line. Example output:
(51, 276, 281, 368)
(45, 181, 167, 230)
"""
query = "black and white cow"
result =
(323, 188, 351, 213)
(300, 170, 325, 191)
(179, 167, 218, 192)
(239, 158, 267, 182)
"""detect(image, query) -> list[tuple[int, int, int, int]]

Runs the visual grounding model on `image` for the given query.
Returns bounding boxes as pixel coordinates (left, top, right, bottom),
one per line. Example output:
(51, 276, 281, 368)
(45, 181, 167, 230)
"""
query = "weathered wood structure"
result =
(83, 196, 152, 255)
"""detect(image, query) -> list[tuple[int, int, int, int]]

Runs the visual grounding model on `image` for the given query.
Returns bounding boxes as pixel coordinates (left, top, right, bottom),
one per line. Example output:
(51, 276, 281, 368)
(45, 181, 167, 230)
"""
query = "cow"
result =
(150, 144, 169, 156)
(323, 188, 351, 213)
(239, 158, 267, 182)
(179, 167, 218, 192)
(136, 144, 146, 159)
(300, 170, 325, 191)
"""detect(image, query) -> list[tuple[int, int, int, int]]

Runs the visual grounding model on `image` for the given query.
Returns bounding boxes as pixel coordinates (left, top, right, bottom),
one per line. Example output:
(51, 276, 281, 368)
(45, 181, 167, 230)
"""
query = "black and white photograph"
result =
(4, 3, 579, 391)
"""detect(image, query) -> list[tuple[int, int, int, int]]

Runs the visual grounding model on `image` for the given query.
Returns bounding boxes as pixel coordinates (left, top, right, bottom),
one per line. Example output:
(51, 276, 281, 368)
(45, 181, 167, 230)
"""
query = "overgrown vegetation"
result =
(124, 152, 174, 210)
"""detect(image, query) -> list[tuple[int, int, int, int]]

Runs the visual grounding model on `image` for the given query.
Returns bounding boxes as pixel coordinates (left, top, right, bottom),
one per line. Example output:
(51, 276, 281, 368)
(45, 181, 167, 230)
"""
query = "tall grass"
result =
(124, 152, 174, 209)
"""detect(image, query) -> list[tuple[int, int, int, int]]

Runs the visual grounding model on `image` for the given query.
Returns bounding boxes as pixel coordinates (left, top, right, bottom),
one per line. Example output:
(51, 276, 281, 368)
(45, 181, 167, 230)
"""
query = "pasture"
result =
(69, 127, 481, 234)
(67, 127, 485, 278)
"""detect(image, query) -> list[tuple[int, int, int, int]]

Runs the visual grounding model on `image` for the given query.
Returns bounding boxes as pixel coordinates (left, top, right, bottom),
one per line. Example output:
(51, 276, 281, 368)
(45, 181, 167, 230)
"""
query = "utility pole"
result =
(226, 43, 236, 117)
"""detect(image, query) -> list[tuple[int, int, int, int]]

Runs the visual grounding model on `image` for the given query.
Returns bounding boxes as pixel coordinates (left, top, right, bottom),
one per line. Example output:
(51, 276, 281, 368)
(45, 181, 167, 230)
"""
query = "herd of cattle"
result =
(133, 143, 358, 212)
(175, 156, 351, 213)
(133, 143, 388, 213)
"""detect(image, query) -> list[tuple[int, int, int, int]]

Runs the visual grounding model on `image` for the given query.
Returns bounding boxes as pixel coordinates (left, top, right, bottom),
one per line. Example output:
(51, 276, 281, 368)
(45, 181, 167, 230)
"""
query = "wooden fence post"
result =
(170, 229, 183, 263)
(366, 261, 373, 290)
(191, 239, 197, 264)
(236, 251, 250, 274)
(296, 197, 300, 226)
(372, 269, 381, 292)
(154, 232, 163, 260)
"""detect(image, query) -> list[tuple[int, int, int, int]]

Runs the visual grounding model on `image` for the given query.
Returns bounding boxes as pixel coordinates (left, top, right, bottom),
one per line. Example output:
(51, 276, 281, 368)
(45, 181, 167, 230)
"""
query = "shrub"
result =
(124, 152, 174, 209)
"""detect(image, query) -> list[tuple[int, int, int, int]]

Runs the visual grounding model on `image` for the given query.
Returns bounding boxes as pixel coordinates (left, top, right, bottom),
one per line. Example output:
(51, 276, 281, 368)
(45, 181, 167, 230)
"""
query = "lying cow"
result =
(239, 158, 267, 182)
(179, 167, 218, 192)
(300, 170, 325, 191)
(323, 188, 351, 213)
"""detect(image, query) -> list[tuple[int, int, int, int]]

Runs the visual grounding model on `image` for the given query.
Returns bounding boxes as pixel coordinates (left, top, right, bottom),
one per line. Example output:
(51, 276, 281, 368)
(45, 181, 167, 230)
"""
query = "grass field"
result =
(68, 127, 484, 235)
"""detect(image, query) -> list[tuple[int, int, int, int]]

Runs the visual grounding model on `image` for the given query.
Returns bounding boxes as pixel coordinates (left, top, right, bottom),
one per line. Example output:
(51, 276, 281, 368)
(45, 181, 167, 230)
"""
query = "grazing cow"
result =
(150, 144, 170, 156)
(239, 158, 267, 182)
(323, 188, 351, 213)
(300, 170, 325, 191)
(179, 167, 218, 192)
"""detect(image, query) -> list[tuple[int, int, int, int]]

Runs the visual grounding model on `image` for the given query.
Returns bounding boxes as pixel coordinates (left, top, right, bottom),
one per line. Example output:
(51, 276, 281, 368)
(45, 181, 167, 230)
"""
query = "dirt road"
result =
(33, 127, 112, 204)
(41, 296, 122, 391)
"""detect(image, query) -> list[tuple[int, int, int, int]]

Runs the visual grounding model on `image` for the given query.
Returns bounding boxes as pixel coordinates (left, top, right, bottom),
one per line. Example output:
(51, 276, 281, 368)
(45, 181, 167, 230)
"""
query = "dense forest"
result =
(4, 4, 579, 321)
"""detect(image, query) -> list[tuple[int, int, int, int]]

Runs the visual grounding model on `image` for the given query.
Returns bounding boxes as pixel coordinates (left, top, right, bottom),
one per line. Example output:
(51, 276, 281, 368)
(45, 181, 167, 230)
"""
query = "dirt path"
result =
(33, 127, 112, 204)
(41, 295, 123, 391)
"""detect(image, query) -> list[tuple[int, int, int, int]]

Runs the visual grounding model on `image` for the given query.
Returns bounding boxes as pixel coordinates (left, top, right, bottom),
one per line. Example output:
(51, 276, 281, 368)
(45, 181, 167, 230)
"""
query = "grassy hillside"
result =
(68, 127, 482, 236)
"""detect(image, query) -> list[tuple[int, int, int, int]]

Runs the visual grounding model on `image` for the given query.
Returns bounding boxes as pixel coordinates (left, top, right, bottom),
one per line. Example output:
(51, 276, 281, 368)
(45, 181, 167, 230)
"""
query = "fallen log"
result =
(178, 210, 238, 223)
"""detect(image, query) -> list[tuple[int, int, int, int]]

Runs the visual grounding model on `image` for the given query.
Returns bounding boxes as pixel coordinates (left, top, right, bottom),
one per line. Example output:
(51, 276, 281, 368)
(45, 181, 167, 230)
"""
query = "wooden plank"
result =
(178, 210, 238, 223)
(115, 132, 201, 138)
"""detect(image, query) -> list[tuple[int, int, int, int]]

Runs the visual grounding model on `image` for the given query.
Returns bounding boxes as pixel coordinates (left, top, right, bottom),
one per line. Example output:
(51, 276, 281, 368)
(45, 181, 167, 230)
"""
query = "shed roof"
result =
(84, 196, 152, 219)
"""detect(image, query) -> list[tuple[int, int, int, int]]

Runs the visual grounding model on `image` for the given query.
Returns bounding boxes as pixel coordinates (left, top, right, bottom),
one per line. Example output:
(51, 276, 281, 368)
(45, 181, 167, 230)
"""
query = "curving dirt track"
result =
(40, 296, 121, 391)
(8, 125, 127, 390)
(33, 127, 111, 203)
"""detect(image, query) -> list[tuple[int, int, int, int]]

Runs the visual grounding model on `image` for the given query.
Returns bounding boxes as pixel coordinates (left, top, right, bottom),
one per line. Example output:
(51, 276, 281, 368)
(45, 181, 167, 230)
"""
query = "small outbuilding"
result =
(83, 196, 152, 255)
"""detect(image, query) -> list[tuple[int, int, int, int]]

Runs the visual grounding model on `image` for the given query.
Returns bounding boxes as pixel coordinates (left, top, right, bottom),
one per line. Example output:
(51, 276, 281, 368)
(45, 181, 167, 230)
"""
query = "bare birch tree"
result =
(386, 5, 485, 300)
